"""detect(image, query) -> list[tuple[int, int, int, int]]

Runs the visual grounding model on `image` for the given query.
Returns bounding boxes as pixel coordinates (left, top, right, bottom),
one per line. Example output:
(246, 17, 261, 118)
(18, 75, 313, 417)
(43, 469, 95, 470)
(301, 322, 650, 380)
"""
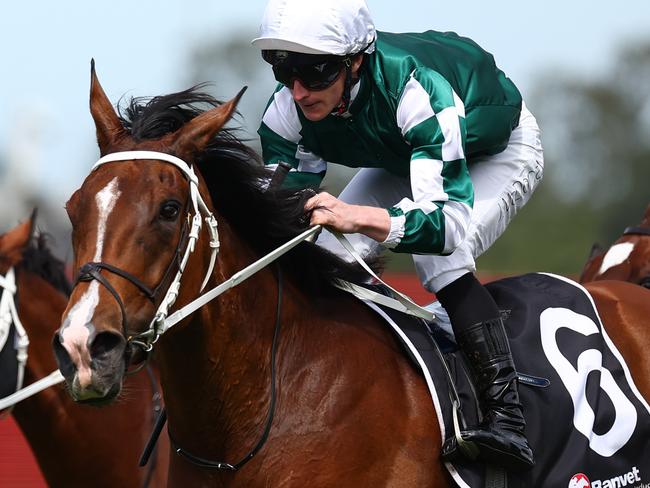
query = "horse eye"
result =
(159, 201, 181, 221)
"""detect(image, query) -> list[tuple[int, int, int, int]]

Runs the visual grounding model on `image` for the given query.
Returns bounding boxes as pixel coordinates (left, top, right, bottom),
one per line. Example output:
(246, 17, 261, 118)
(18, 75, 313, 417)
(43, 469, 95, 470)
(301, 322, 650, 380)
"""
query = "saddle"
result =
(354, 273, 650, 487)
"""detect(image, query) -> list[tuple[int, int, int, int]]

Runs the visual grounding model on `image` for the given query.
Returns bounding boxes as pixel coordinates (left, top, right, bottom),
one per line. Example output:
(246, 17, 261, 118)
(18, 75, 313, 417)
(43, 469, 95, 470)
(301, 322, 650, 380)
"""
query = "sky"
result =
(1, 0, 649, 233)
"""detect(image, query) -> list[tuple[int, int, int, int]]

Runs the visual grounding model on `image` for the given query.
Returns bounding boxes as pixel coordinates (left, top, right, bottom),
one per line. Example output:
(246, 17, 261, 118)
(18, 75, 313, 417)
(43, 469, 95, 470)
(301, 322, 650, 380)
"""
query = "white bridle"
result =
(90, 151, 220, 349)
(0, 268, 30, 414)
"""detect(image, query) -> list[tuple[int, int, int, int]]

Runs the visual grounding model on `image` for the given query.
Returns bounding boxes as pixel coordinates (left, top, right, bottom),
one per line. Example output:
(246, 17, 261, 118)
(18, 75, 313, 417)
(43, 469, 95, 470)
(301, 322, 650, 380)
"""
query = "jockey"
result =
(252, 0, 543, 471)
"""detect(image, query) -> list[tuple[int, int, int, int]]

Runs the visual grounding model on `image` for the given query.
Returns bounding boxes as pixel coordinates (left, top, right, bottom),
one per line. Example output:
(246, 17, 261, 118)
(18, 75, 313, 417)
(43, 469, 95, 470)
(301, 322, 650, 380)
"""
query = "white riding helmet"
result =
(251, 0, 376, 56)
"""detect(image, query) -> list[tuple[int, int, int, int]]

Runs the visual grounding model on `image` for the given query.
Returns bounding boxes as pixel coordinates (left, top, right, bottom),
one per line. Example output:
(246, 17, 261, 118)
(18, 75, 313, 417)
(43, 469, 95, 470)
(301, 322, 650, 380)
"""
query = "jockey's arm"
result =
(383, 68, 473, 255)
(304, 192, 390, 242)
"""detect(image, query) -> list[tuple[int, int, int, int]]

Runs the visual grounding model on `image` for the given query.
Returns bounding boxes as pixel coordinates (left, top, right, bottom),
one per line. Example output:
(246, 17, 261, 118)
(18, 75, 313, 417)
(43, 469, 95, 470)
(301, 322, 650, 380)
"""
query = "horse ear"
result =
(642, 204, 650, 227)
(0, 211, 36, 267)
(171, 87, 247, 160)
(89, 59, 127, 155)
(588, 242, 604, 260)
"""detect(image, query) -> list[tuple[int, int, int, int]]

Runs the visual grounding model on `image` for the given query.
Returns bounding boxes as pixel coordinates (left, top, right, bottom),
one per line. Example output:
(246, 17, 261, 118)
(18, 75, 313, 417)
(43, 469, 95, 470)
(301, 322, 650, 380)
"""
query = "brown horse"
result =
(580, 204, 650, 287)
(54, 65, 650, 487)
(0, 216, 169, 488)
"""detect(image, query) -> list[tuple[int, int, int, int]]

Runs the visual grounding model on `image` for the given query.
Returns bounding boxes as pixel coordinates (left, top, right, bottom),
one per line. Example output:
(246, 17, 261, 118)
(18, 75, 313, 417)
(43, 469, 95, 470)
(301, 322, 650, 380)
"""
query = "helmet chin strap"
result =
(333, 58, 354, 116)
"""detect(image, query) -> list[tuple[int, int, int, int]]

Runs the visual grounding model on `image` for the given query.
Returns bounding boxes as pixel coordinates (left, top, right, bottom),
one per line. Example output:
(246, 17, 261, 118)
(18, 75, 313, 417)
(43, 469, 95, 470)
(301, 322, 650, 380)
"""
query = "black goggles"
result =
(262, 50, 348, 91)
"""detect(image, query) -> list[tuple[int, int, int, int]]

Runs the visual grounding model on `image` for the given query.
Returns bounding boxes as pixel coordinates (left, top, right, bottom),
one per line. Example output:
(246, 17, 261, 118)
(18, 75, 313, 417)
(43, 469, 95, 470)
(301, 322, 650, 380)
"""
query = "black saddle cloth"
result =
(359, 273, 650, 487)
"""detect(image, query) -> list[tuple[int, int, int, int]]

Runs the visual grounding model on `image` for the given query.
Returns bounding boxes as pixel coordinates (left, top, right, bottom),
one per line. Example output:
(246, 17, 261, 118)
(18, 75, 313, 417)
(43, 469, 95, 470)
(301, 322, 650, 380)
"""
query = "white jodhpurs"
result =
(315, 102, 544, 293)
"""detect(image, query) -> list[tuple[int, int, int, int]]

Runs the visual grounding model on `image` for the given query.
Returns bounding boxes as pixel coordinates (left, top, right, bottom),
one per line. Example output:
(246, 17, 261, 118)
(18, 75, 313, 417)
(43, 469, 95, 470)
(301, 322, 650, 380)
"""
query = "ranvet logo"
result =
(569, 467, 644, 488)
(569, 473, 591, 488)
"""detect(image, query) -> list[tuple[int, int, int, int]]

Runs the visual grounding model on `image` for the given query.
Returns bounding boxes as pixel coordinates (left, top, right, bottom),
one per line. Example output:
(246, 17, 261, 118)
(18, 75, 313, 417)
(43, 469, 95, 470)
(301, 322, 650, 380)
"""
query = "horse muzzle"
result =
(53, 328, 127, 404)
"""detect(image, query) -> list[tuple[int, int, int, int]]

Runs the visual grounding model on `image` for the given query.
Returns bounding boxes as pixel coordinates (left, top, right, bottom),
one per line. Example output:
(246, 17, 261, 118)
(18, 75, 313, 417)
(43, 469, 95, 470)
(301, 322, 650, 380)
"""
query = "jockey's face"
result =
(289, 54, 364, 122)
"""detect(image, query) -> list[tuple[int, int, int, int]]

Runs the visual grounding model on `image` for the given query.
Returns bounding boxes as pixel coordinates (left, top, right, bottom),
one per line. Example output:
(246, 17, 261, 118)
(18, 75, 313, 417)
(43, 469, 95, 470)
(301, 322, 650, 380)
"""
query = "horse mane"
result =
(19, 234, 72, 297)
(118, 85, 381, 293)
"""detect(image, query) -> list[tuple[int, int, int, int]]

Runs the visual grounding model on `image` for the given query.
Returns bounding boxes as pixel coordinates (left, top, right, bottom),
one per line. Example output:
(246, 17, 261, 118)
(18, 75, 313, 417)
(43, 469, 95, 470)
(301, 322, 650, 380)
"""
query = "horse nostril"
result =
(89, 331, 125, 359)
(52, 332, 76, 379)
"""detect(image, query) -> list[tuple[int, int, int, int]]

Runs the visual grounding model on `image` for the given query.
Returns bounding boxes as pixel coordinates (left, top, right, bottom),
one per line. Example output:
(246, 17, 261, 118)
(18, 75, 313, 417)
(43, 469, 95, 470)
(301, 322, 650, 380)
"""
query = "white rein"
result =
(92, 151, 434, 351)
(0, 268, 65, 412)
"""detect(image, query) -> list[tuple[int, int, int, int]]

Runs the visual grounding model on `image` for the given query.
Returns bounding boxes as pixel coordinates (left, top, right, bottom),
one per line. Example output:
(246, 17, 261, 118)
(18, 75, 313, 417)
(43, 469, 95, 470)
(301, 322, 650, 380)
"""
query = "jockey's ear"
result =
(89, 59, 128, 155)
(170, 87, 247, 161)
(0, 211, 37, 270)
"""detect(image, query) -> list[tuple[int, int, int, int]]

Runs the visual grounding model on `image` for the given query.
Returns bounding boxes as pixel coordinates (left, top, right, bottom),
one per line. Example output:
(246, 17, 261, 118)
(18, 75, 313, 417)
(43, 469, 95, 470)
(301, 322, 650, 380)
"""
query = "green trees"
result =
(478, 41, 650, 275)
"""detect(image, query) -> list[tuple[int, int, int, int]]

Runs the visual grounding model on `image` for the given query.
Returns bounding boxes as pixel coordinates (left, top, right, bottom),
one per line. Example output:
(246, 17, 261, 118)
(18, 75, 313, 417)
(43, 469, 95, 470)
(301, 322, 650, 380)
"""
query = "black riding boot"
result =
(442, 317, 534, 471)
(436, 273, 534, 471)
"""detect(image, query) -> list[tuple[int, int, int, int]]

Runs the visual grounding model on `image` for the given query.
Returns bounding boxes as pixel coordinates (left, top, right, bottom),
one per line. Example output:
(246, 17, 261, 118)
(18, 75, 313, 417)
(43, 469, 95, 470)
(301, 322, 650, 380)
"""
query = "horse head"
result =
(53, 62, 245, 404)
(579, 204, 650, 287)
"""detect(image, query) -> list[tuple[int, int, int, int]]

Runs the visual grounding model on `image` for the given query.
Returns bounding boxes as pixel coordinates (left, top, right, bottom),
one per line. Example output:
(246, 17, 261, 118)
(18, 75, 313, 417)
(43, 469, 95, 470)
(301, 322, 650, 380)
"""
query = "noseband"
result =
(74, 151, 220, 352)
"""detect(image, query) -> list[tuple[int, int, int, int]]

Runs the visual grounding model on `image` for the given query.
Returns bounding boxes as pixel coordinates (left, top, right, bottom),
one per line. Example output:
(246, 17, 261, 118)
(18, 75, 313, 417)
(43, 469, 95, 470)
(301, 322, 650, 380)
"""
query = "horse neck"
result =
(156, 218, 281, 450)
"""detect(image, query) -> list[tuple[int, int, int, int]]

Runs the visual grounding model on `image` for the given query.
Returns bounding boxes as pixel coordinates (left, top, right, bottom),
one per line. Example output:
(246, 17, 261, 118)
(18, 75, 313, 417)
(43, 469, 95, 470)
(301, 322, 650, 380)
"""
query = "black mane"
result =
(118, 85, 380, 293)
(19, 234, 72, 297)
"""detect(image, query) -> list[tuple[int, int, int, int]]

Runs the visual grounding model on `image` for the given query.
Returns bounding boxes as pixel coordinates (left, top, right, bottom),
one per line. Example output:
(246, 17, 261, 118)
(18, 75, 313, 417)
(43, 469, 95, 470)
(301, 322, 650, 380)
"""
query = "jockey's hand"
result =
(304, 192, 391, 242)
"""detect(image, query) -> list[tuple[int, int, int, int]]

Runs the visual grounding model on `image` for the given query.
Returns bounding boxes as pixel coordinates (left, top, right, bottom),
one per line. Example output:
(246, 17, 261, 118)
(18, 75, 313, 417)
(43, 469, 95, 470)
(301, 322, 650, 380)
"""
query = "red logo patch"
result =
(569, 473, 591, 488)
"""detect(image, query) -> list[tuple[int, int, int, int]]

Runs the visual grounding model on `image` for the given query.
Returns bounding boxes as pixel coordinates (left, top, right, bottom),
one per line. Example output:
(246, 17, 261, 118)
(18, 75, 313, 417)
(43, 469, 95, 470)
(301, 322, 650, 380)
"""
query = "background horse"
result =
(580, 204, 650, 287)
(54, 66, 650, 486)
(0, 216, 169, 487)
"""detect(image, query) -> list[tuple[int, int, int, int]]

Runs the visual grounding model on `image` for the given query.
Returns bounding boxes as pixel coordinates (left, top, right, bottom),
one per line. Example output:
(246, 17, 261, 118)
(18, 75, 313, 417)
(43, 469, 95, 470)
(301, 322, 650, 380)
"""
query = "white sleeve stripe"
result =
(297, 159, 327, 174)
(391, 200, 471, 252)
(410, 158, 448, 204)
(396, 74, 435, 136)
(395, 197, 439, 216)
(262, 87, 302, 144)
(294, 144, 327, 173)
(441, 201, 472, 254)
(436, 106, 465, 161)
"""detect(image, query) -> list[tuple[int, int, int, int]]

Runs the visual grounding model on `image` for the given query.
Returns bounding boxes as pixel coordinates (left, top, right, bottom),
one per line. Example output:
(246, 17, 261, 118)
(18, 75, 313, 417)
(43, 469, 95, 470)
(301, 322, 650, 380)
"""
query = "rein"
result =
(0, 268, 30, 415)
(84, 151, 432, 351)
(0, 267, 65, 411)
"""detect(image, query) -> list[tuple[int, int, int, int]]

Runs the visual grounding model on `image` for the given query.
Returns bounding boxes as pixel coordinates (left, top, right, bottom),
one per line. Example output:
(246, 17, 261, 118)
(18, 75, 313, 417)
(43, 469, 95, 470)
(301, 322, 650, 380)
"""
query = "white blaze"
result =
(61, 178, 121, 386)
(598, 242, 634, 275)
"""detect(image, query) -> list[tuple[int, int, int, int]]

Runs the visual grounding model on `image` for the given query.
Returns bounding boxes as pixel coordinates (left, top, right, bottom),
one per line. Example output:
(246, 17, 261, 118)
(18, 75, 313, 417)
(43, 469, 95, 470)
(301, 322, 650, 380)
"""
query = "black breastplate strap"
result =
(165, 267, 283, 471)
